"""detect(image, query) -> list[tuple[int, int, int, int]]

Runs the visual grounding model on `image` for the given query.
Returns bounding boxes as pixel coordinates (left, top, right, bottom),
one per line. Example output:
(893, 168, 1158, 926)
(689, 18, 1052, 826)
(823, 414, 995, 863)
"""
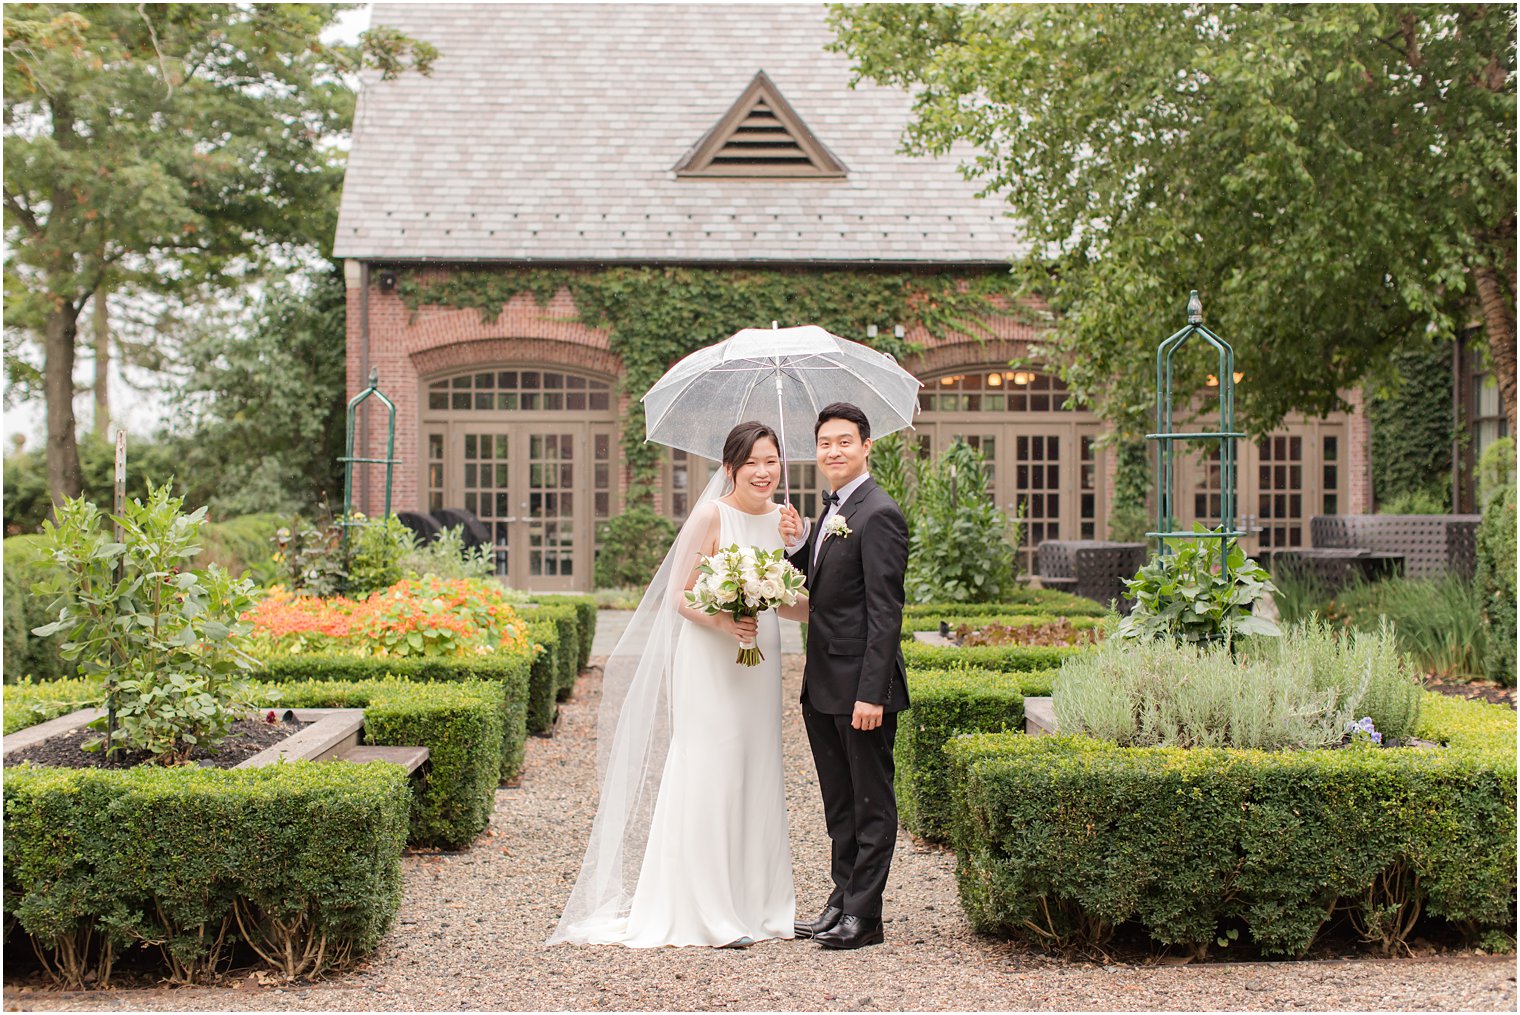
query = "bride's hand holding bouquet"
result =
(685, 544, 806, 665)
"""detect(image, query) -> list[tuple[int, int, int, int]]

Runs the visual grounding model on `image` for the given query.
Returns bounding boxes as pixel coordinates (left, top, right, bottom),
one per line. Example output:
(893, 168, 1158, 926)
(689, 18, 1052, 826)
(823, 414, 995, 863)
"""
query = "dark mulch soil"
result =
(5, 715, 308, 770)
(1423, 676, 1517, 709)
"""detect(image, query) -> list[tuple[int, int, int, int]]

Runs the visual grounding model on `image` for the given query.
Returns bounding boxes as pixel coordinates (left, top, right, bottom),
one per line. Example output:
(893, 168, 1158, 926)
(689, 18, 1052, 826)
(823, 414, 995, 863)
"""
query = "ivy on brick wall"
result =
(1367, 342, 1455, 512)
(398, 267, 1026, 500)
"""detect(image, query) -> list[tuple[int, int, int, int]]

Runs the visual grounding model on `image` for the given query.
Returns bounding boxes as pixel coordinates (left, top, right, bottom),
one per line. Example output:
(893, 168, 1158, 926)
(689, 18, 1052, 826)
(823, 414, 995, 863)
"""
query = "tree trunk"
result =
(45, 302, 84, 507)
(1473, 263, 1517, 436)
(93, 285, 110, 439)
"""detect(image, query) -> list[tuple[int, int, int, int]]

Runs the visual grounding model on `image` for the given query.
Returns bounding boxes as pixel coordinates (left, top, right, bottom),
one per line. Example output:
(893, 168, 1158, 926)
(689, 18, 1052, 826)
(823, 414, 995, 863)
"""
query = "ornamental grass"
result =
(244, 577, 534, 659)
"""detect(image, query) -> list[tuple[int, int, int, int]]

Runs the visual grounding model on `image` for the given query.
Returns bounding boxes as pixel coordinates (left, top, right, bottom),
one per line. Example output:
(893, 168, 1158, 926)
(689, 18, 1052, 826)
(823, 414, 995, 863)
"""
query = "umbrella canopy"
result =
(642, 324, 922, 462)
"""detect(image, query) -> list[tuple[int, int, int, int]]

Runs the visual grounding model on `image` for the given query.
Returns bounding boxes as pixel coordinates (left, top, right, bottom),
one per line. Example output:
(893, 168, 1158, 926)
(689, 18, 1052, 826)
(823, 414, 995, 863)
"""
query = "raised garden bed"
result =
(944, 691, 1517, 958)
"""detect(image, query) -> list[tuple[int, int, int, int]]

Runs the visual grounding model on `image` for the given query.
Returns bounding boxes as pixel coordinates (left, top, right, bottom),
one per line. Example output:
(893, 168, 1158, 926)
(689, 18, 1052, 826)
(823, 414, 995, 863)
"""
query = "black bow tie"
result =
(822, 490, 841, 508)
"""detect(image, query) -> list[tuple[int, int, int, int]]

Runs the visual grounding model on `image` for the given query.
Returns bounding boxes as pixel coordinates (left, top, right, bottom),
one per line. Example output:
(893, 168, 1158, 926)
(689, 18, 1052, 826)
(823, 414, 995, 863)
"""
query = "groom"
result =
(778, 402, 910, 950)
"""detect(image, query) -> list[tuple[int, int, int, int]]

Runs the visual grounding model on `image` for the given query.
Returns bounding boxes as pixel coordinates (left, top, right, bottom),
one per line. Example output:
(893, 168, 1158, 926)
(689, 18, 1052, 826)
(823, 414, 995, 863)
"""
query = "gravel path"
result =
(6, 649, 1515, 1012)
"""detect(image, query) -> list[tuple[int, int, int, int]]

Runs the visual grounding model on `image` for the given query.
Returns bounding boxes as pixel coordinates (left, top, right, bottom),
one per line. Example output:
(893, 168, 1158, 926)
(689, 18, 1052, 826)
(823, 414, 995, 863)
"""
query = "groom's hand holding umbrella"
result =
(778, 503, 804, 547)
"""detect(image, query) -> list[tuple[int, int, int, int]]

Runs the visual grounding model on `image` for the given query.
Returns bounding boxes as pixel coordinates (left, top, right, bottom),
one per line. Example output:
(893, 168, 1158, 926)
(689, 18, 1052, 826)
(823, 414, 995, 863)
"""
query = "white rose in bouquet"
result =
(684, 542, 809, 666)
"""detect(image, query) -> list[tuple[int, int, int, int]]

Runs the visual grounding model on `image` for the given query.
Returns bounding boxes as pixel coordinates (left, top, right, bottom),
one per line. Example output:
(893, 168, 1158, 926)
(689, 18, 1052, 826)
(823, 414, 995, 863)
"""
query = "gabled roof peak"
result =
(674, 70, 846, 180)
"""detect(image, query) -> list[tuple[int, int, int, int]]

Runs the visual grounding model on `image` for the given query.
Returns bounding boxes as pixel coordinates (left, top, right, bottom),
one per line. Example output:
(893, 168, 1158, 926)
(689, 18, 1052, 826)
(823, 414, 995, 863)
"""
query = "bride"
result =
(549, 421, 808, 948)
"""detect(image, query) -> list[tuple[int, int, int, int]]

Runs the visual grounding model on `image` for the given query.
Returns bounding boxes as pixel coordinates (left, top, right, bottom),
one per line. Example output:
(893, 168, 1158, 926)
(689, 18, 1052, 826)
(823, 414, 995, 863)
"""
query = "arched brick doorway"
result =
(419, 366, 619, 591)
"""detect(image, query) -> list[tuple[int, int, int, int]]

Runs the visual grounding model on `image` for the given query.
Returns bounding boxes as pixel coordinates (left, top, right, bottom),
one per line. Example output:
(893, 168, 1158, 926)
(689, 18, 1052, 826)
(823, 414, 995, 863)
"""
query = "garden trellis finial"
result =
(341, 368, 401, 551)
(1148, 290, 1245, 580)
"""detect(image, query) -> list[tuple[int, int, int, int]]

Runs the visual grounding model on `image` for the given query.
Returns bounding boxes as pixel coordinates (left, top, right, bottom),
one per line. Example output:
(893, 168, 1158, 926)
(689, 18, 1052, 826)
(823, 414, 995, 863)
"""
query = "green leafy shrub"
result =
(946, 693, 1515, 957)
(249, 651, 532, 780)
(193, 513, 284, 580)
(1477, 437, 1515, 509)
(1118, 531, 1280, 644)
(3, 761, 409, 986)
(1475, 482, 1517, 686)
(261, 678, 503, 849)
(31, 484, 258, 763)
(906, 439, 1020, 604)
(347, 513, 417, 595)
(3, 534, 73, 682)
(1055, 621, 1421, 750)
(867, 431, 918, 534)
(398, 524, 494, 581)
(595, 505, 676, 589)
(896, 668, 1024, 843)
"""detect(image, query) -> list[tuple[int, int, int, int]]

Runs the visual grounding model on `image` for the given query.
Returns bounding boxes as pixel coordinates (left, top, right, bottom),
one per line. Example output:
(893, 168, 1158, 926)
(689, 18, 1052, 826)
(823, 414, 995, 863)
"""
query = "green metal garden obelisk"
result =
(1147, 290, 1245, 580)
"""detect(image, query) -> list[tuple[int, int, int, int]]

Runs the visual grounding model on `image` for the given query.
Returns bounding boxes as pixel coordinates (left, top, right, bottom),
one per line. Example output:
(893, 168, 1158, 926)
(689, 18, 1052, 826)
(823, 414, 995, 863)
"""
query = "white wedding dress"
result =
(552, 498, 795, 947)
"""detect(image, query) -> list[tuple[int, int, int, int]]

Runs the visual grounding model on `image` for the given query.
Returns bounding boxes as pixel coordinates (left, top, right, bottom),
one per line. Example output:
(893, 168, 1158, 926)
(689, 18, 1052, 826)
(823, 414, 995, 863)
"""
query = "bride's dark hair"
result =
(721, 421, 780, 489)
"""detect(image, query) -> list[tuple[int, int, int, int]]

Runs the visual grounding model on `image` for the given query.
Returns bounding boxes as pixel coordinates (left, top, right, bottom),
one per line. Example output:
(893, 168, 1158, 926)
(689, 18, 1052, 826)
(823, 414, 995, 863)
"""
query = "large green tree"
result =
(829, 4, 1516, 440)
(3, 4, 434, 505)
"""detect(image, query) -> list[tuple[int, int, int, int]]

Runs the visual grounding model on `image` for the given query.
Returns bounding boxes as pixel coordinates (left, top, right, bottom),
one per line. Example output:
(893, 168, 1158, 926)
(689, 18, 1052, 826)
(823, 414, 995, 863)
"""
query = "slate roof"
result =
(333, 3, 1026, 265)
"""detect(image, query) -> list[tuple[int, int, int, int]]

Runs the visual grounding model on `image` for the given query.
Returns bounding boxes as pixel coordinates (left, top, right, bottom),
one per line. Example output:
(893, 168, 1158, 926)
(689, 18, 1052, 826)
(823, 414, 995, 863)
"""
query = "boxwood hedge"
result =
(4, 677, 507, 851)
(902, 592, 1111, 620)
(536, 593, 596, 672)
(3, 761, 409, 986)
(902, 639, 1081, 678)
(250, 651, 530, 779)
(260, 678, 505, 850)
(945, 691, 1516, 957)
(896, 668, 1028, 843)
(517, 602, 581, 700)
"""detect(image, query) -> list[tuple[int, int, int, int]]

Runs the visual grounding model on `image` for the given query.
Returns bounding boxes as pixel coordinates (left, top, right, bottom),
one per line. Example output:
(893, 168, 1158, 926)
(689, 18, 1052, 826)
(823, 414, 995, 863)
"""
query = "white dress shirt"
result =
(785, 471, 871, 567)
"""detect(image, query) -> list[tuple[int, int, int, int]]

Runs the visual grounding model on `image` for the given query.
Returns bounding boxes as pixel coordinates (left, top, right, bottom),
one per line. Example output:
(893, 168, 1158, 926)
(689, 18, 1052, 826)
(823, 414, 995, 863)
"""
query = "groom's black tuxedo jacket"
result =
(788, 477, 911, 716)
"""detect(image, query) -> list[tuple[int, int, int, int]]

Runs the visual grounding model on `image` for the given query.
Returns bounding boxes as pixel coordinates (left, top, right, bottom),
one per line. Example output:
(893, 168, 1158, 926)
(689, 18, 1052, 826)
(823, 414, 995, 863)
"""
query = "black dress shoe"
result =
(794, 905, 843, 939)
(814, 915, 884, 950)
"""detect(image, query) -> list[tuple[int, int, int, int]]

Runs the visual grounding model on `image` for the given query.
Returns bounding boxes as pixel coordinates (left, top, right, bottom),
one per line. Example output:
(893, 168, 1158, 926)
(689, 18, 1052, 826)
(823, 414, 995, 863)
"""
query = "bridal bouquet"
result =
(685, 544, 806, 665)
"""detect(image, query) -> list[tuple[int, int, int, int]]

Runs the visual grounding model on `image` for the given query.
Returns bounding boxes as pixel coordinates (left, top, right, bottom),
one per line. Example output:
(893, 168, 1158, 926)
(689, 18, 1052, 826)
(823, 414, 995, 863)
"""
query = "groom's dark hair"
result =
(814, 402, 870, 442)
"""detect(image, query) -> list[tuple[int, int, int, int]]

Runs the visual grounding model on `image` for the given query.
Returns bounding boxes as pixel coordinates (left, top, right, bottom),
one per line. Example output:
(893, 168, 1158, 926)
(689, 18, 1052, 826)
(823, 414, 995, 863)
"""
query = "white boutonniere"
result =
(822, 515, 852, 540)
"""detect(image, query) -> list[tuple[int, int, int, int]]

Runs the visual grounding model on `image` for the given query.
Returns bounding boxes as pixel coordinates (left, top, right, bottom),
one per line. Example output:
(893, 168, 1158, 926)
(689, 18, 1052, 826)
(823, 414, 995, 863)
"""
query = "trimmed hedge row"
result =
(3, 677, 507, 851)
(3, 761, 409, 986)
(259, 678, 504, 850)
(518, 602, 582, 701)
(537, 593, 596, 672)
(902, 612, 1109, 640)
(903, 592, 1111, 619)
(902, 639, 1081, 679)
(523, 620, 561, 734)
(896, 668, 1026, 844)
(2, 677, 101, 734)
(249, 651, 531, 780)
(945, 692, 1517, 956)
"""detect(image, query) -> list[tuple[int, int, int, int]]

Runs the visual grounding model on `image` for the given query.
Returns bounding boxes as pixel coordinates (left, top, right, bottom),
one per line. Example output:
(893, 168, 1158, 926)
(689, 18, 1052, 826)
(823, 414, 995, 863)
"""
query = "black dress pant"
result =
(802, 692, 898, 919)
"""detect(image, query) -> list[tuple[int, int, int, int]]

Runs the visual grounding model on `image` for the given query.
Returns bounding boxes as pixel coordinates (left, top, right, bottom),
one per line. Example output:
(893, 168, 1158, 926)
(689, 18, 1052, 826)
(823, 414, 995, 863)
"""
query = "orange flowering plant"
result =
(244, 577, 534, 659)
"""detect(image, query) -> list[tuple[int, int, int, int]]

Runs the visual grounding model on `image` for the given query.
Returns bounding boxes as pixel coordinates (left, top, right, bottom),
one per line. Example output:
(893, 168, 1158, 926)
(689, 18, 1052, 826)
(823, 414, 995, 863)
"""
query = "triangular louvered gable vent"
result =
(674, 70, 846, 179)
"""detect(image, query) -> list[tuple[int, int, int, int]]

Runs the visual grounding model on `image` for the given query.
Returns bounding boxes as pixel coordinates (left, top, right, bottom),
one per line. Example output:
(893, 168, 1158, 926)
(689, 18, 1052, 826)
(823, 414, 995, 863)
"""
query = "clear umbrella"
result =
(642, 323, 923, 500)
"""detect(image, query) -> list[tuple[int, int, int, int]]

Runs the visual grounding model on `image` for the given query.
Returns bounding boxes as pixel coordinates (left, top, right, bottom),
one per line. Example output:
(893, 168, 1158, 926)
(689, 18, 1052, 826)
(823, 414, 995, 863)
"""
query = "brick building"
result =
(334, 3, 1371, 592)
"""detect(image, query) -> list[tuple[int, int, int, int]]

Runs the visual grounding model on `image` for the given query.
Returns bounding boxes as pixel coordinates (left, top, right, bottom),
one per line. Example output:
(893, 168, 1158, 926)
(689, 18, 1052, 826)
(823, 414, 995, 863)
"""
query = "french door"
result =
(429, 423, 616, 591)
(910, 421, 1107, 574)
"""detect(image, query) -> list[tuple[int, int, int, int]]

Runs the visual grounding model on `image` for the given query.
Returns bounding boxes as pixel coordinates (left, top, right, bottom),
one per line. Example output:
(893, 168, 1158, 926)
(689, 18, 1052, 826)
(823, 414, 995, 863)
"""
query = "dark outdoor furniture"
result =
(1035, 540, 1147, 612)
(429, 508, 493, 550)
(1307, 513, 1482, 580)
(397, 510, 442, 545)
(1263, 547, 1405, 592)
